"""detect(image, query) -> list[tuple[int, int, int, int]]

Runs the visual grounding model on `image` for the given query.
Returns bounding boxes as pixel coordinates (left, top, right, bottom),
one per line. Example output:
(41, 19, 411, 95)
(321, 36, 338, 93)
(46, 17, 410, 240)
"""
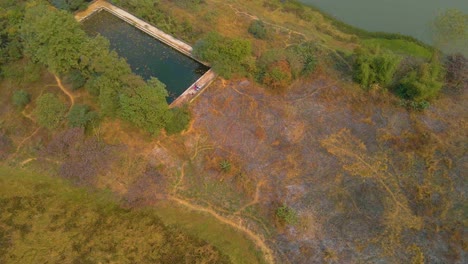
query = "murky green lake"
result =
(82, 10, 209, 102)
(300, 0, 468, 44)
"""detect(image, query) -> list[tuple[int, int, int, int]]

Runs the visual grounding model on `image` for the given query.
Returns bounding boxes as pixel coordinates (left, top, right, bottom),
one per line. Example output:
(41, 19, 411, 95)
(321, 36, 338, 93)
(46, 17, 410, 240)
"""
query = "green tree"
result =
(165, 106, 191, 135)
(353, 46, 401, 89)
(398, 54, 444, 101)
(67, 104, 98, 129)
(21, 4, 88, 74)
(119, 78, 170, 136)
(432, 9, 468, 56)
(11, 89, 30, 109)
(34, 93, 67, 129)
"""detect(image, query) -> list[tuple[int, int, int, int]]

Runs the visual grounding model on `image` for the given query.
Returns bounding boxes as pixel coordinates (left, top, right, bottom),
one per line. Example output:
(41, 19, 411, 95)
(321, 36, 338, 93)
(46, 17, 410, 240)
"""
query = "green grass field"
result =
(362, 38, 433, 58)
(0, 166, 231, 263)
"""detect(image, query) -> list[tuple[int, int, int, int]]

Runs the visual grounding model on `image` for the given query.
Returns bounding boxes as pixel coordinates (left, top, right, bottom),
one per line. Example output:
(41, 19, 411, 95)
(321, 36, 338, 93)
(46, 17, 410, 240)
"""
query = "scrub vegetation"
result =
(0, 0, 466, 263)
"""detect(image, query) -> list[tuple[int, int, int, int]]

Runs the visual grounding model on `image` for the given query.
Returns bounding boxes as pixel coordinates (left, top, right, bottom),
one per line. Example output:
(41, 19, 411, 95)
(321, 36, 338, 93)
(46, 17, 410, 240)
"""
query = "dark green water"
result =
(300, 0, 468, 44)
(82, 10, 209, 102)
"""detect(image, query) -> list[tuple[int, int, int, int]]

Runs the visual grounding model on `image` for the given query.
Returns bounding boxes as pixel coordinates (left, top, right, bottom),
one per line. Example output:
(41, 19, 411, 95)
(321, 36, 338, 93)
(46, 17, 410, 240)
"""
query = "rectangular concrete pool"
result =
(81, 9, 210, 103)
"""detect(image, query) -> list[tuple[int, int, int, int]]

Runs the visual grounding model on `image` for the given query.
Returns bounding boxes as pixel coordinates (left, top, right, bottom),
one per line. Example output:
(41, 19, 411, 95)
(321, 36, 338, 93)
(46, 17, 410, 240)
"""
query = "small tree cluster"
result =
(193, 32, 253, 78)
(353, 46, 401, 89)
(397, 55, 444, 102)
(34, 93, 67, 129)
(11, 90, 30, 109)
(21, 4, 188, 136)
(67, 104, 98, 129)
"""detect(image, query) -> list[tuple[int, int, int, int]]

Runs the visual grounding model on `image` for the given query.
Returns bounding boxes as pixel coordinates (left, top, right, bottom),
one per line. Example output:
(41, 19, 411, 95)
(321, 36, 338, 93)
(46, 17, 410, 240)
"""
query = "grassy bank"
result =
(0, 166, 230, 263)
(153, 200, 266, 264)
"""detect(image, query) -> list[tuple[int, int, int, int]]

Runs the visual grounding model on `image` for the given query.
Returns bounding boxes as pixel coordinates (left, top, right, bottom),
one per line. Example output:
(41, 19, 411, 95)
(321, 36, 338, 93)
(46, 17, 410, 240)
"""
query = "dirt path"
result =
(11, 127, 40, 158)
(168, 196, 275, 264)
(53, 74, 75, 112)
(235, 181, 263, 214)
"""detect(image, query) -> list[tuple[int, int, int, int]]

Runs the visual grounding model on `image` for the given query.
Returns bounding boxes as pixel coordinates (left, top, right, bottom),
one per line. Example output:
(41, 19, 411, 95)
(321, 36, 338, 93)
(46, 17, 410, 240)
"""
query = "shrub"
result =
(219, 160, 231, 173)
(248, 20, 268, 39)
(353, 46, 401, 89)
(12, 90, 31, 109)
(193, 32, 252, 78)
(165, 106, 191, 135)
(67, 104, 98, 129)
(34, 93, 67, 129)
(397, 55, 444, 101)
(276, 204, 298, 225)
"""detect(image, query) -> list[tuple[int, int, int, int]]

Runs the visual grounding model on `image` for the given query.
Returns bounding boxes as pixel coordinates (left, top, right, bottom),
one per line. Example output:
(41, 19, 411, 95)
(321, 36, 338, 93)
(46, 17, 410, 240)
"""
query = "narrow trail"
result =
(168, 196, 275, 264)
(235, 181, 263, 215)
(11, 127, 40, 158)
(53, 74, 75, 112)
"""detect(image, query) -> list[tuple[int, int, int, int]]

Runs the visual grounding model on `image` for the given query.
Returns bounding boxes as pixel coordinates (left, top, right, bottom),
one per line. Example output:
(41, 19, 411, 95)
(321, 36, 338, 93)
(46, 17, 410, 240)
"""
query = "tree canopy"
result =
(119, 78, 171, 136)
(21, 3, 88, 74)
(432, 9, 468, 56)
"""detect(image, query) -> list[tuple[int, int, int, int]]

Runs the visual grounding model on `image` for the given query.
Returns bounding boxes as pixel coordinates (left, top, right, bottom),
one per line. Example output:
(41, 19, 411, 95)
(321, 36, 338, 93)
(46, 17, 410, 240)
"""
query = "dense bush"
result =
(67, 104, 98, 129)
(353, 46, 401, 89)
(193, 32, 253, 78)
(165, 106, 191, 135)
(119, 78, 171, 136)
(34, 93, 67, 129)
(397, 56, 444, 102)
(248, 20, 269, 39)
(11, 90, 30, 109)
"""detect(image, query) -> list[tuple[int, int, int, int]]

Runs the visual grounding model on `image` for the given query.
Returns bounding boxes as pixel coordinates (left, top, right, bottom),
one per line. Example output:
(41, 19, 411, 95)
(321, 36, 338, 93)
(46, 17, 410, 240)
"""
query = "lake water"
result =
(81, 10, 209, 102)
(299, 0, 468, 44)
